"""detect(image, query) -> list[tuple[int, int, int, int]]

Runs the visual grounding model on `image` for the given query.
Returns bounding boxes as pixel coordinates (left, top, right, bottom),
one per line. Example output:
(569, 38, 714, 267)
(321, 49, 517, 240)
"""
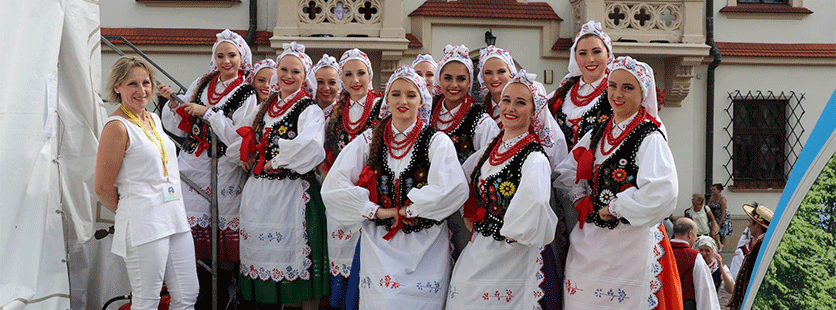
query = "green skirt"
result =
(239, 177, 330, 304)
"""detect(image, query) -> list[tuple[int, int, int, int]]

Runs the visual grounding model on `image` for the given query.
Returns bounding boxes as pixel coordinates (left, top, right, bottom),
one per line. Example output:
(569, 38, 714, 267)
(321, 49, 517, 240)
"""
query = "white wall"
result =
(100, 0, 258, 29)
(713, 0, 836, 44)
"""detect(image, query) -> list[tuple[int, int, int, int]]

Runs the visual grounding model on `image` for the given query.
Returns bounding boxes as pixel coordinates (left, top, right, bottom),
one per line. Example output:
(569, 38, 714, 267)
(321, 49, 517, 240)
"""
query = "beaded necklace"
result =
(488, 133, 536, 166)
(268, 89, 308, 118)
(384, 118, 424, 159)
(431, 95, 473, 134)
(343, 91, 377, 138)
(600, 108, 648, 156)
(569, 76, 607, 107)
(207, 71, 244, 106)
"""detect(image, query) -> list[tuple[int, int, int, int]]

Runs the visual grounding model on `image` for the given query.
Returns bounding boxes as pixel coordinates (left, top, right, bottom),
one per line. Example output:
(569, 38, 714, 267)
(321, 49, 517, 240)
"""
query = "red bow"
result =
(462, 184, 479, 219)
(550, 95, 564, 115)
(357, 166, 378, 203)
(237, 126, 270, 174)
(575, 195, 593, 230)
(573, 146, 594, 183)
(176, 106, 193, 133)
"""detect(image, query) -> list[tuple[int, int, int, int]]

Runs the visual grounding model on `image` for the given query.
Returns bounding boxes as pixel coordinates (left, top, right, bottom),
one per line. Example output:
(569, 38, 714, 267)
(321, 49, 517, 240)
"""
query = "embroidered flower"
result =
(612, 168, 627, 182)
(404, 178, 414, 189)
(619, 158, 628, 166)
(271, 135, 280, 146)
(288, 131, 296, 139)
(380, 196, 392, 208)
(278, 125, 288, 136)
(415, 168, 427, 182)
(620, 183, 634, 192)
(599, 189, 614, 205)
(488, 185, 496, 194)
(379, 183, 389, 194)
(498, 181, 516, 197)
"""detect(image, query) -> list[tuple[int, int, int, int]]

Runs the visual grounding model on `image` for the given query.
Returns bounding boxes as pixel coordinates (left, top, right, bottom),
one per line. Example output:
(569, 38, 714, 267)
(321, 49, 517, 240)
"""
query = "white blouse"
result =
(561, 75, 606, 121)
(434, 100, 500, 152)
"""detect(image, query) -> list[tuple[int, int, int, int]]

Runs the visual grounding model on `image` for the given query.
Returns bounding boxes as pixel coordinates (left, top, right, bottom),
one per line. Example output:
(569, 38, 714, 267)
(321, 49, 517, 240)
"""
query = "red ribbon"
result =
(462, 184, 479, 219)
(573, 146, 594, 183)
(236, 126, 270, 174)
(550, 95, 564, 115)
(357, 166, 378, 203)
(176, 106, 193, 133)
(575, 195, 593, 230)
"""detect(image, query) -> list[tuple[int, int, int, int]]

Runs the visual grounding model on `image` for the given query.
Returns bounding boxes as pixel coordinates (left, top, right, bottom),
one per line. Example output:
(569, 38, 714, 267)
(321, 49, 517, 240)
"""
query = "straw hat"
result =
(743, 204, 773, 228)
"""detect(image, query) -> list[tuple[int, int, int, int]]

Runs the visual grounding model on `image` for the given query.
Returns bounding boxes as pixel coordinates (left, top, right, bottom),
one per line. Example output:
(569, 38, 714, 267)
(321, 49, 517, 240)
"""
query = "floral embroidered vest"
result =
(327, 93, 383, 159)
(252, 98, 317, 180)
(183, 74, 254, 158)
(586, 121, 662, 229)
(433, 100, 485, 164)
(551, 88, 612, 149)
(370, 126, 442, 234)
(472, 141, 546, 242)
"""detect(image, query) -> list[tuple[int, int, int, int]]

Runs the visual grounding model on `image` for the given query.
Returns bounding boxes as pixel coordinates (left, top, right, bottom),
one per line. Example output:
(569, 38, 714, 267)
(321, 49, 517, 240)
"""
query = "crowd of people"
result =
(93, 21, 772, 310)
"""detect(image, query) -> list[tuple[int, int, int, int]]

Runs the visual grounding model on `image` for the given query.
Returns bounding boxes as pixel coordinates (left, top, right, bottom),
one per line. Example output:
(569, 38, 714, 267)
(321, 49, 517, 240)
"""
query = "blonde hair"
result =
(105, 56, 156, 104)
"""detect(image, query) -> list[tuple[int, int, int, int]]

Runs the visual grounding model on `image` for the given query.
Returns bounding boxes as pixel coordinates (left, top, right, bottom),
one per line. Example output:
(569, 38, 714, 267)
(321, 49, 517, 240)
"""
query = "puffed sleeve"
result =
(403, 132, 469, 221)
(473, 113, 500, 151)
(161, 77, 200, 137)
(270, 104, 326, 173)
(321, 130, 379, 226)
(608, 132, 678, 227)
(553, 131, 592, 202)
(205, 90, 259, 151)
(499, 152, 557, 247)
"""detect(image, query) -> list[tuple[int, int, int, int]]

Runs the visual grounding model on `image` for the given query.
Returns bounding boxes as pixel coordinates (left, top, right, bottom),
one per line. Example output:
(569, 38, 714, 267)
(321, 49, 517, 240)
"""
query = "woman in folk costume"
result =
(549, 20, 614, 150)
(250, 58, 277, 104)
(235, 42, 328, 310)
(476, 45, 517, 125)
(158, 29, 258, 308)
(431, 44, 500, 164)
(411, 54, 437, 94)
(448, 70, 560, 310)
(307, 54, 341, 124)
(321, 66, 469, 309)
(555, 56, 681, 309)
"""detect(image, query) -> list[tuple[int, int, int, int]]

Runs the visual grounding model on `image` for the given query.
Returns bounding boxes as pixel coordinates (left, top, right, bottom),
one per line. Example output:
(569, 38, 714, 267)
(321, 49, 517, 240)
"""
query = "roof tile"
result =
(716, 42, 835, 58)
(409, 0, 561, 20)
(406, 33, 423, 48)
(719, 4, 813, 14)
(551, 37, 572, 51)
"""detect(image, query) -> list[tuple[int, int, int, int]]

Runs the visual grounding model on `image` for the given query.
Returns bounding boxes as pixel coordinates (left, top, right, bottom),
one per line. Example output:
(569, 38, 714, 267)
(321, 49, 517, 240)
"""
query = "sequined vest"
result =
(370, 126, 443, 234)
(433, 98, 485, 164)
(252, 97, 317, 180)
(551, 87, 612, 149)
(472, 141, 546, 242)
(586, 121, 662, 229)
(182, 74, 254, 158)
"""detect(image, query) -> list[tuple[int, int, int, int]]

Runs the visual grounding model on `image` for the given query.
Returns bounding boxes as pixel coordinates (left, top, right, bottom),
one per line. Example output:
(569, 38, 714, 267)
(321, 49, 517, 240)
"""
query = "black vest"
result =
(433, 99, 485, 164)
(552, 87, 612, 150)
(182, 75, 254, 158)
(252, 97, 317, 180)
(328, 95, 383, 159)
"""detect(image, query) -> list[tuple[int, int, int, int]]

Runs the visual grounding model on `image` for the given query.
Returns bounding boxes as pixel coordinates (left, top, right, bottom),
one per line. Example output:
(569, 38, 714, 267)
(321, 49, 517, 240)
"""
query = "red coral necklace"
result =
(384, 119, 424, 159)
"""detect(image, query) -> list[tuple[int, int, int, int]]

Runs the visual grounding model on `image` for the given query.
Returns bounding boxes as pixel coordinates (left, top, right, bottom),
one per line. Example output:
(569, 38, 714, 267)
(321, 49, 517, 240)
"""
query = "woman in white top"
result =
(555, 56, 680, 309)
(95, 56, 197, 310)
(250, 58, 277, 104)
(236, 42, 328, 310)
(448, 70, 559, 309)
(307, 54, 341, 125)
(476, 45, 517, 125)
(411, 54, 437, 94)
(158, 29, 258, 308)
(322, 66, 468, 309)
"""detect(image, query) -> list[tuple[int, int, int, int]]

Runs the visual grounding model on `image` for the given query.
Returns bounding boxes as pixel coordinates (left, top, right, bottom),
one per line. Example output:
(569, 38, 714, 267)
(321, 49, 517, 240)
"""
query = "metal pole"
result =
(210, 131, 220, 310)
(103, 35, 188, 91)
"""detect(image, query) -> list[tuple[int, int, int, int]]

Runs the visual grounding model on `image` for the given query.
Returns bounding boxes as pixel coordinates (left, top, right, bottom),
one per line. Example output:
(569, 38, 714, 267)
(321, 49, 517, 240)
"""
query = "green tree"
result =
(753, 153, 836, 309)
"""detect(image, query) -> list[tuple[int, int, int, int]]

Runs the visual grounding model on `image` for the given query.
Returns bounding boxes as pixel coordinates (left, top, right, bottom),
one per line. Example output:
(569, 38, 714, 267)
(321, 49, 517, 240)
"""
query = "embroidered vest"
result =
(472, 141, 546, 242)
(370, 126, 442, 234)
(433, 99, 485, 164)
(252, 97, 317, 180)
(671, 241, 698, 301)
(327, 93, 383, 159)
(586, 121, 663, 229)
(551, 87, 612, 149)
(183, 74, 254, 158)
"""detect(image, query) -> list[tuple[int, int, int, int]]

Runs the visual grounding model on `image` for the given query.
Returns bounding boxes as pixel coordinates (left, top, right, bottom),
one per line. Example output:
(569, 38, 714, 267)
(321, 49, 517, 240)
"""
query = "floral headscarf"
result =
(411, 54, 437, 69)
(338, 48, 374, 90)
(562, 20, 614, 85)
(433, 44, 473, 96)
(477, 45, 518, 97)
(247, 58, 276, 84)
(380, 66, 433, 124)
(500, 70, 556, 148)
(270, 42, 313, 93)
(610, 56, 660, 124)
(305, 53, 340, 97)
(695, 235, 718, 255)
(209, 29, 253, 78)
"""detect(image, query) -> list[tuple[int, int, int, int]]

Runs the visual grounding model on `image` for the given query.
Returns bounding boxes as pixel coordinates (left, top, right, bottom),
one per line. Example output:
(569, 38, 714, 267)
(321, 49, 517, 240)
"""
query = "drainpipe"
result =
(246, 0, 257, 45)
(706, 0, 722, 195)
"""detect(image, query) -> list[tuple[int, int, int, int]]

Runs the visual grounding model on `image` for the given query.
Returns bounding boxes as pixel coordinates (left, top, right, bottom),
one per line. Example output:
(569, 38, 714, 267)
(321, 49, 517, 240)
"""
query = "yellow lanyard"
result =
(120, 105, 169, 177)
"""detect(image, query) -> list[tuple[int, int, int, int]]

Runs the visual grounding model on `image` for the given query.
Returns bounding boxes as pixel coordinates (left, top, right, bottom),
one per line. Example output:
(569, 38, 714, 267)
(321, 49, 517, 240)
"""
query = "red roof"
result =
(409, 0, 561, 20)
(717, 42, 835, 58)
(101, 28, 269, 46)
(551, 37, 573, 51)
(719, 4, 812, 14)
(406, 33, 423, 48)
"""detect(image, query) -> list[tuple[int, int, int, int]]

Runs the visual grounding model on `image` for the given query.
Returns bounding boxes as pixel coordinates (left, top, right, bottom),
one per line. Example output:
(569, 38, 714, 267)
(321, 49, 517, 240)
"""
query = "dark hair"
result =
(366, 114, 392, 167)
(574, 33, 609, 54)
(548, 76, 581, 114)
(673, 218, 696, 237)
(324, 90, 352, 154)
(250, 92, 279, 130)
(712, 183, 724, 191)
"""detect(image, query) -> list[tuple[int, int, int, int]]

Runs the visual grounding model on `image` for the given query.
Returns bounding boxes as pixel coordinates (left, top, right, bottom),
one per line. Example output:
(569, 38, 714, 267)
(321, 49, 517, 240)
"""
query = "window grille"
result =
(722, 90, 805, 189)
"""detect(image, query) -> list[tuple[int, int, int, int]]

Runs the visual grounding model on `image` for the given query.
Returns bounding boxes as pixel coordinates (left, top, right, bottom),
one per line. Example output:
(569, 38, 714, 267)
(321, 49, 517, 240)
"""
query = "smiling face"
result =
(607, 69, 643, 123)
(252, 67, 275, 102)
(114, 66, 153, 110)
(499, 83, 535, 135)
(574, 35, 609, 84)
(482, 57, 512, 100)
(387, 78, 422, 127)
(697, 245, 714, 264)
(439, 62, 470, 105)
(214, 41, 242, 81)
(413, 61, 436, 90)
(341, 59, 370, 101)
(315, 66, 339, 107)
(276, 55, 305, 99)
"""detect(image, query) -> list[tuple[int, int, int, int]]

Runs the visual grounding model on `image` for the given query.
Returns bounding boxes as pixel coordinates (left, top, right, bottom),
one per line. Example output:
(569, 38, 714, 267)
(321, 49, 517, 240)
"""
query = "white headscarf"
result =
(338, 48, 374, 90)
(433, 44, 473, 96)
(562, 20, 614, 86)
(411, 54, 437, 69)
(209, 29, 253, 78)
(305, 53, 339, 97)
(477, 45, 518, 97)
(500, 70, 556, 148)
(270, 42, 313, 94)
(610, 56, 660, 121)
(247, 58, 276, 84)
(380, 66, 433, 124)
(695, 235, 718, 254)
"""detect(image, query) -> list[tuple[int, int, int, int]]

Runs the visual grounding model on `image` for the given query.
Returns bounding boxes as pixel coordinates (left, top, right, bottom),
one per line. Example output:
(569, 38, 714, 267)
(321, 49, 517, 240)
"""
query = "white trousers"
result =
(124, 230, 199, 310)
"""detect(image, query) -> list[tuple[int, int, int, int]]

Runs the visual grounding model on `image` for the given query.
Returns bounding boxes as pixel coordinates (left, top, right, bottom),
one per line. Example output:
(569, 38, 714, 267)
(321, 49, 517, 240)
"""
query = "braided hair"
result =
(324, 90, 353, 156)
(366, 114, 392, 167)
(469, 131, 504, 182)
(250, 92, 279, 131)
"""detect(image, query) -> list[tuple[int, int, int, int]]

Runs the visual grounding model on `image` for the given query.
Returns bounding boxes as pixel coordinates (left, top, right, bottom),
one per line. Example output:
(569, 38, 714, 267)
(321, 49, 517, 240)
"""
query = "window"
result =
(722, 91, 805, 190)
